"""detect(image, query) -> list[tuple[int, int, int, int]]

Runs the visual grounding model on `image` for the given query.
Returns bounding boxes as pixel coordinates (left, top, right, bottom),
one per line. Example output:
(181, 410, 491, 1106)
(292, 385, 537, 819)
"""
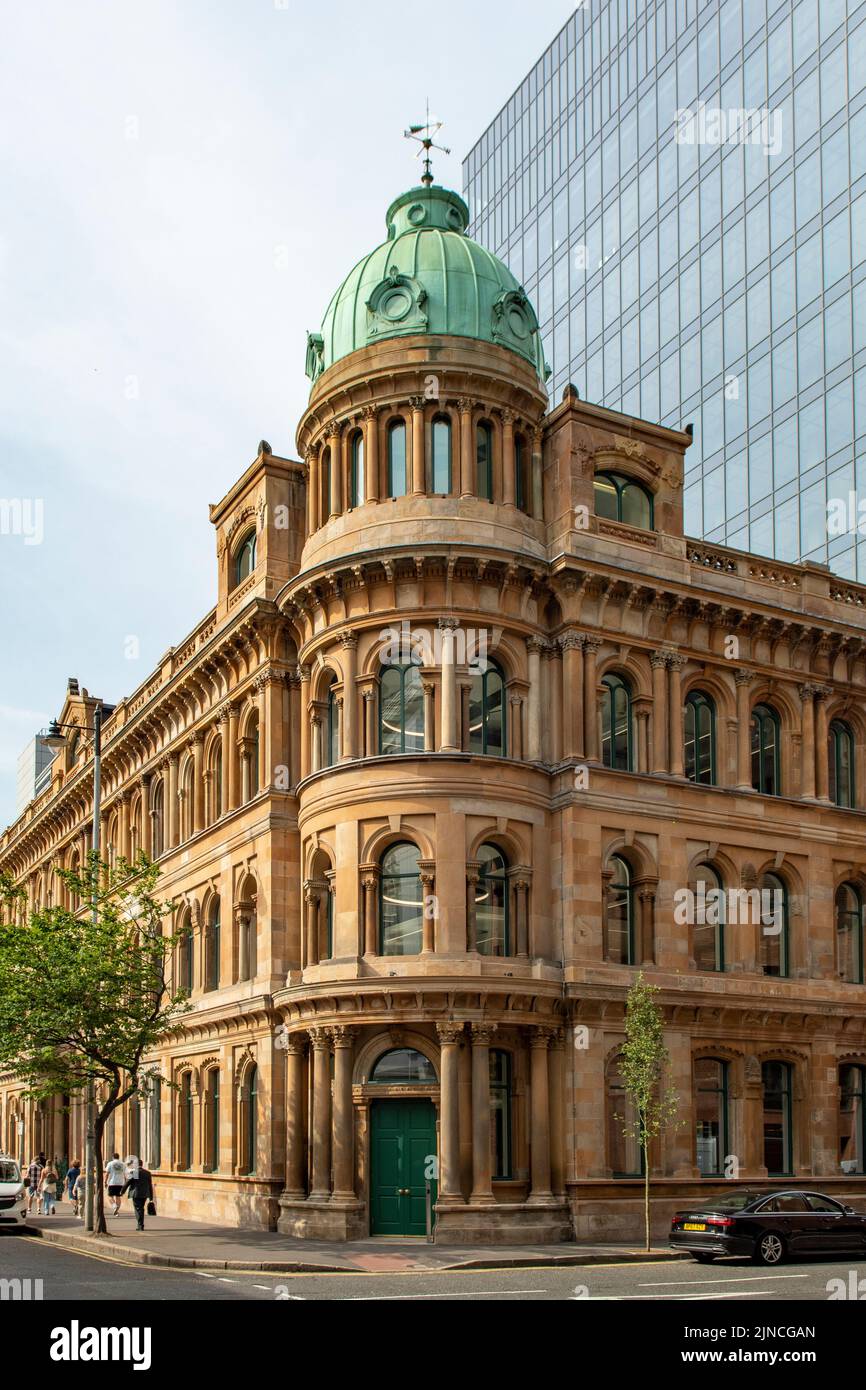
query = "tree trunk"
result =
(644, 1148, 651, 1253)
(93, 1109, 107, 1235)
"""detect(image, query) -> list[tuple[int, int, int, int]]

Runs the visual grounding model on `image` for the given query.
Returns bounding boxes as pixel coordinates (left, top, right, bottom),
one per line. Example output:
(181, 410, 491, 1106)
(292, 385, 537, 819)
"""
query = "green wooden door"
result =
(370, 1099, 437, 1236)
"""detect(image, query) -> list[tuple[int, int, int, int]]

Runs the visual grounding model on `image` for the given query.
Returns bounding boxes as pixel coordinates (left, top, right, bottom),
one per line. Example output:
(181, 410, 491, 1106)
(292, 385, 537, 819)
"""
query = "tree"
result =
(0, 855, 190, 1235)
(619, 972, 681, 1252)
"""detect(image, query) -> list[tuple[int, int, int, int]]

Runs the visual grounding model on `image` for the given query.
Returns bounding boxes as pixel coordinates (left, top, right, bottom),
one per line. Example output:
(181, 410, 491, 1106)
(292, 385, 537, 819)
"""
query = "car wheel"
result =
(754, 1232, 785, 1266)
(693, 1253, 716, 1264)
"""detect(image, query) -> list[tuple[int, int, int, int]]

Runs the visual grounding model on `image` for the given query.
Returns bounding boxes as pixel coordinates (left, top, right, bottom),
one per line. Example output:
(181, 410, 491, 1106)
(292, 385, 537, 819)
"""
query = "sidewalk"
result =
(16, 1206, 687, 1274)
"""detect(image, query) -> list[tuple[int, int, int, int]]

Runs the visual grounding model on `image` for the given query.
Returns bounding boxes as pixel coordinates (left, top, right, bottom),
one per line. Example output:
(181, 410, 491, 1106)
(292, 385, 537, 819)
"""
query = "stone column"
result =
(227, 703, 240, 810)
(466, 863, 480, 952)
(437, 1023, 464, 1204)
(284, 1037, 307, 1199)
(799, 684, 817, 799)
(168, 753, 180, 849)
(362, 406, 379, 503)
(339, 428, 349, 517)
(305, 451, 316, 535)
(501, 408, 515, 506)
(549, 1032, 566, 1197)
(514, 873, 530, 958)
(218, 706, 231, 813)
(256, 679, 269, 790)
(531, 426, 544, 520)
(299, 666, 311, 781)
(327, 425, 341, 519)
(639, 884, 657, 966)
(361, 868, 378, 956)
(546, 642, 562, 763)
(583, 637, 601, 761)
(668, 653, 686, 777)
(422, 680, 435, 752)
(527, 637, 543, 761)
(308, 1029, 332, 1200)
(470, 1023, 497, 1204)
(338, 632, 358, 760)
(735, 670, 754, 790)
(239, 738, 252, 804)
(308, 448, 320, 533)
(304, 886, 320, 969)
(140, 776, 151, 854)
(561, 633, 585, 759)
(330, 1026, 357, 1202)
(459, 679, 472, 753)
(410, 397, 426, 495)
(528, 1028, 554, 1202)
(650, 653, 667, 774)
(459, 398, 475, 498)
(636, 707, 650, 773)
(419, 862, 436, 954)
(815, 685, 831, 803)
(287, 672, 301, 788)
(310, 712, 322, 774)
(119, 792, 131, 862)
(189, 734, 204, 835)
(439, 618, 459, 752)
(362, 688, 376, 757)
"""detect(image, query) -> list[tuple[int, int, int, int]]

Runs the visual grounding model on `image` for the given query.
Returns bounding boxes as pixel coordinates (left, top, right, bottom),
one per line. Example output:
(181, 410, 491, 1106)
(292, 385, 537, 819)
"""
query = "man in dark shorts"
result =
(104, 1152, 127, 1216)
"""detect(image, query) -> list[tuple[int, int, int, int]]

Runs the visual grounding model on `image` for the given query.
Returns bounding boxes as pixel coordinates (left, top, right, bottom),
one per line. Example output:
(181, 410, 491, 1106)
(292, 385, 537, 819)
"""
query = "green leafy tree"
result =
(0, 855, 190, 1235)
(619, 972, 681, 1252)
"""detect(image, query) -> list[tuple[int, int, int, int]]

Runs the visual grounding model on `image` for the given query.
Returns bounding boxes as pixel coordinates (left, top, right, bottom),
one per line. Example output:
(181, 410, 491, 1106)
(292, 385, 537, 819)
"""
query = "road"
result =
(1, 1230, 864, 1301)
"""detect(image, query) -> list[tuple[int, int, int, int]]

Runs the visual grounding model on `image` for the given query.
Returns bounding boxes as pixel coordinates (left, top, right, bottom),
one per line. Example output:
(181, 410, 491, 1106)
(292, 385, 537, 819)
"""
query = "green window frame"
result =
(762, 1061, 794, 1177)
(207, 901, 220, 992)
(601, 673, 633, 771)
(840, 1064, 866, 1175)
(759, 872, 789, 978)
(477, 421, 494, 501)
(180, 1072, 193, 1171)
(468, 661, 506, 756)
(515, 435, 527, 511)
(692, 863, 725, 972)
(835, 882, 864, 984)
(234, 529, 257, 586)
(379, 842, 424, 957)
(751, 704, 781, 795)
(475, 843, 509, 957)
(370, 1048, 437, 1084)
(593, 471, 654, 529)
(350, 431, 365, 509)
(829, 720, 855, 808)
(684, 690, 716, 785)
(695, 1058, 728, 1176)
(245, 1065, 257, 1175)
(181, 919, 194, 996)
(490, 1050, 513, 1179)
(432, 417, 452, 494)
(387, 420, 407, 498)
(326, 677, 339, 767)
(605, 855, 635, 965)
(320, 447, 332, 520)
(205, 1069, 220, 1173)
(378, 664, 425, 755)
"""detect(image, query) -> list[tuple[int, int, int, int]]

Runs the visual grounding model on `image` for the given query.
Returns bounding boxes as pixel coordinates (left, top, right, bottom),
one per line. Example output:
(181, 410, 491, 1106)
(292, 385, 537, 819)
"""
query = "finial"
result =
(404, 101, 450, 188)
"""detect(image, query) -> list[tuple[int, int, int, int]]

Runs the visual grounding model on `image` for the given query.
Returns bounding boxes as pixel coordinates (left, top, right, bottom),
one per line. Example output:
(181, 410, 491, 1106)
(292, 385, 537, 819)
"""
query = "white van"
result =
(0, 1156, 25, 1220)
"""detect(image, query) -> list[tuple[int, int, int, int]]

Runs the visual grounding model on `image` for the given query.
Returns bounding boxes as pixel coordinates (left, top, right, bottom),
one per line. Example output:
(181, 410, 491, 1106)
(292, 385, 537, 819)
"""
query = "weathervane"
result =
(404, 102, 450, 187)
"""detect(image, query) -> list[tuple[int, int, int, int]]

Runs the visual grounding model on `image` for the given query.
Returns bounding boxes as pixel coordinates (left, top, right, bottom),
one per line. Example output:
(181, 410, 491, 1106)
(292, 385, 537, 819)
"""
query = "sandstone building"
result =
(2, 180, 866, 1243)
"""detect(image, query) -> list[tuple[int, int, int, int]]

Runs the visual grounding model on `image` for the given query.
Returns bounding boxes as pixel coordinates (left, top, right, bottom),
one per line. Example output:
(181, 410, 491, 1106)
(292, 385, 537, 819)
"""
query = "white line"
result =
(640, 1274, 808, 1287)
(253, 1284, 271, 1290)
(218, 1277, 237, 1283)
(348, 1289, 546, 1301)
(681, 1290, 776, 1300)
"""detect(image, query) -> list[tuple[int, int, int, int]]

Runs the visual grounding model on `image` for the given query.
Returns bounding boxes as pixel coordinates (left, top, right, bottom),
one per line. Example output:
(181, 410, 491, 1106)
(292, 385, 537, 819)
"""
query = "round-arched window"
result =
(370, 1048, 437, 1084)
(594, 472, 654, 529)
(235, 530, 257, 586)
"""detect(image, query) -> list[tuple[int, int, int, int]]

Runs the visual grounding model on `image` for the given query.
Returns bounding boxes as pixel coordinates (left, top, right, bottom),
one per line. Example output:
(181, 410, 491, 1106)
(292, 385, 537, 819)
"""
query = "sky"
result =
(0, 0, 574, 830)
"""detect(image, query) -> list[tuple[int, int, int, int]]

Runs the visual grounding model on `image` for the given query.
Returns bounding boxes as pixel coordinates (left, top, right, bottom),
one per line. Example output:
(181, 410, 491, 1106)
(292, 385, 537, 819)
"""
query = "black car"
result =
(670, 1190, 866, 1265)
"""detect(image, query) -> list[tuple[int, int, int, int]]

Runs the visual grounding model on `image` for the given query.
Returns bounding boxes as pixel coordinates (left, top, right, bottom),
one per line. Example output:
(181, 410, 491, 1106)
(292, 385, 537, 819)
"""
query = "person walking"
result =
(104, 1152, 127, 1216)
(122, 1163, 154, 1231)
(38, 1162, 58, 1215)
(71, 1166, 86, 1219)
(65, 1158, 81, 1214)
(25, 1153, 44, 1214)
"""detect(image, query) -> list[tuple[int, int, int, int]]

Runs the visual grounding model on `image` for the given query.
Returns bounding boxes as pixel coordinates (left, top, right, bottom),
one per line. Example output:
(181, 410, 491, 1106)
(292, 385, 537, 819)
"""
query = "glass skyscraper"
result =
(464, 0, 866, 576)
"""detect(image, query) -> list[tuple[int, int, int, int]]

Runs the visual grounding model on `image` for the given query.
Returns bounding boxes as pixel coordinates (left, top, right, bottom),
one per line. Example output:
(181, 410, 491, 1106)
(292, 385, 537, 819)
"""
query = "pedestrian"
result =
(65, 1158, 81, 1214)
(104, 1152, 127, 1216)
(122, 1162, 155, 1231)
(38, 1162, 58, 1215)
(72, 1166, 86, 1219)
(25, 1153, 44, 1214)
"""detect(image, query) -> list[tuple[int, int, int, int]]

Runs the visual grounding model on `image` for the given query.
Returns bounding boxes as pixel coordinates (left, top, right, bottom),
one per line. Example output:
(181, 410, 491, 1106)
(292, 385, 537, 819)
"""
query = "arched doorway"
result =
(367, 1048, 438, 1237)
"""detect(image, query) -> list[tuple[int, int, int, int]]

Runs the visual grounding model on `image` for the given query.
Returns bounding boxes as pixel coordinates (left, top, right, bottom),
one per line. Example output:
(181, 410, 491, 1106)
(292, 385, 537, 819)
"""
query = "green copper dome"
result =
(306, 184, 550, 386)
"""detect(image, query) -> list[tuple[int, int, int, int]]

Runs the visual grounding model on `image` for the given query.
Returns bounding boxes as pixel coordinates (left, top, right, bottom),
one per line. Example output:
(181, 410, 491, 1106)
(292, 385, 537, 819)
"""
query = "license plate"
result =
(683, 1223, 707, 1232)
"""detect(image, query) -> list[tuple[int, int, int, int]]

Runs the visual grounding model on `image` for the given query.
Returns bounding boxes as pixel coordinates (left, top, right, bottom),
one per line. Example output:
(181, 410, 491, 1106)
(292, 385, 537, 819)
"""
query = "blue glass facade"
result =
(464, 0, 866, 575)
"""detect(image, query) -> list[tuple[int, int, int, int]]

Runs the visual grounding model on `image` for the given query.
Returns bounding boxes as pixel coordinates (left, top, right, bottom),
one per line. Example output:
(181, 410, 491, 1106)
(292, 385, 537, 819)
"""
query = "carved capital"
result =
(436, 1021, 465, 1046)
(470, 1022, 498, 1047)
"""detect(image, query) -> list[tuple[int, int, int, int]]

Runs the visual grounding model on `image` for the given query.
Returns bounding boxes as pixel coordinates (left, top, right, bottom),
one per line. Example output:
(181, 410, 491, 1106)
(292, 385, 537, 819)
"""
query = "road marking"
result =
(347, 1289, 546, 1300)
(640, 1274, 808, 1286)
(253, 1284, 271, 1290)
(681, 1290, 776, 1300)
(218, 1277, 237, 1283)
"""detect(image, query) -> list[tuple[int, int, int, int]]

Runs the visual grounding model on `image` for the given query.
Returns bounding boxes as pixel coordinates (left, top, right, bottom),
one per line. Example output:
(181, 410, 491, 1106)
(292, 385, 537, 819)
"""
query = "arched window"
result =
(379, 842, 423, 956)
(370, 1048, 437, 1084)
(490, 1050, 512, 1179)
(181, 760, 194, 841)
(234, 529, 257, 586)
(151, 780, 164, 859)
(684, 691, 716, 785)
(840, 1064, 866, 1174)
(179, 1072, 193, 1171)
(144, 1076, 161, 1171)
(350, 431, 365, 509)
(210, 745, 222, 823)
(829, 720, 855, 808)
(607, 1056, 643, 1176)
(515, 435, 529, 512)
(244, 1065, 258, 1175)
(379, 664, 424, 755)
(604, 855, 635, 965)
(248, 715, 260, 798)
(476, 421, 493, 501)
(594, 471, 654, 529)
(204, 1068, 220, 1173)
(475, 843, 509, 956)
(759, 872, 788, 978)
(695, 1058, 728, 1176)
(600, 673, 633, 771)
(751, 704, 780, 795)
(692, 864, 725, 972)
(206, 899, 220, 992)
(325, 675, 339, 767)
(762, 1061, 793, 1176)
(432, 417, 452, 494)
(320, 447, 332, 520)
(180, 914, 194, 995)
(388, 420, 407, 498)
(468, 661, 505, 756)
(836, 883, 864, 984)
(324, 880, 334, 961)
